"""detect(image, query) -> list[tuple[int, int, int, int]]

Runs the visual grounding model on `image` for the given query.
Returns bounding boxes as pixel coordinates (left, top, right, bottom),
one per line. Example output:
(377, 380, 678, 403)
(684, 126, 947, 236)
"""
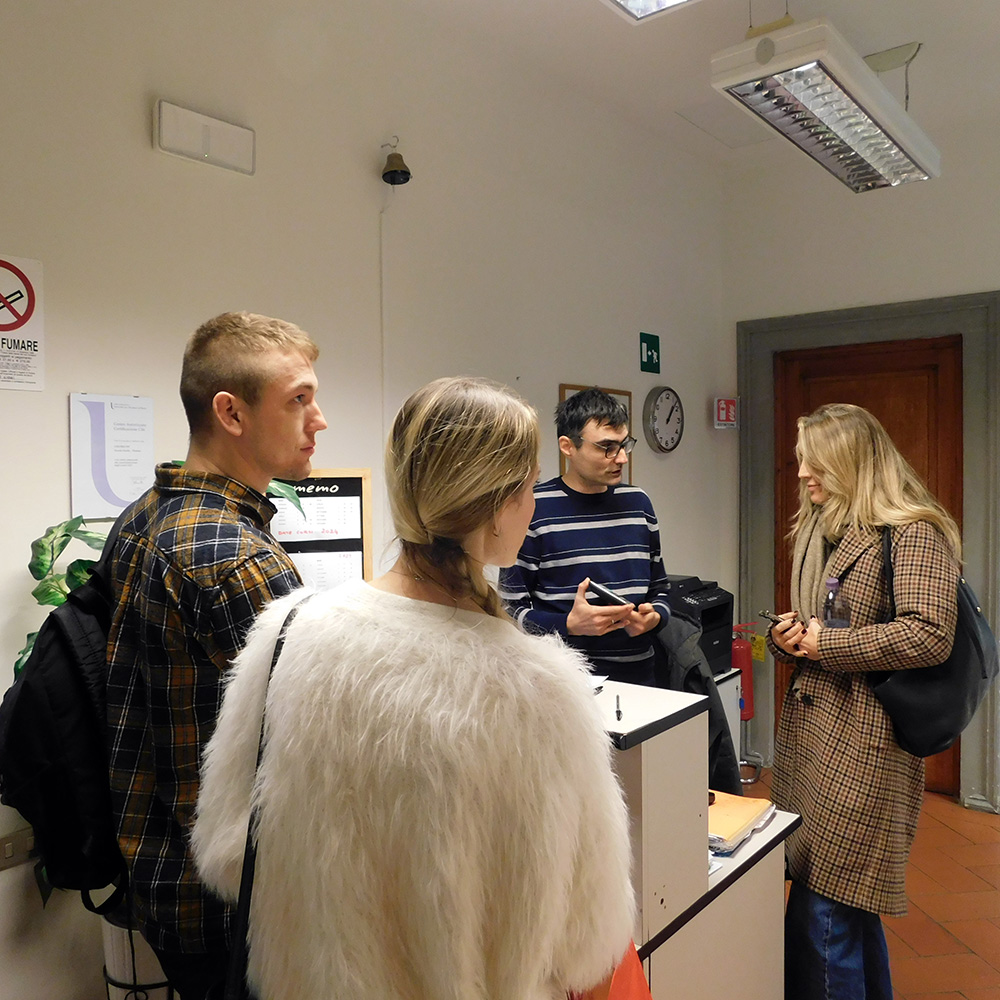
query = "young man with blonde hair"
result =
(106, 312, 327, 1000)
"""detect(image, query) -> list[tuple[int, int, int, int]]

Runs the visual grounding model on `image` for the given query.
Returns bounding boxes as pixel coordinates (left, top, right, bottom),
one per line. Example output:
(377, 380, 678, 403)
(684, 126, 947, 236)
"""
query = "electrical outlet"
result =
(0, 827, 35, 872)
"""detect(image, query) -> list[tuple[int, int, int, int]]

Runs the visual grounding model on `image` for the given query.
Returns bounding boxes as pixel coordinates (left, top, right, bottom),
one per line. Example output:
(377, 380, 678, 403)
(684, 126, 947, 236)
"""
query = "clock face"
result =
(643, 386, 684, 453)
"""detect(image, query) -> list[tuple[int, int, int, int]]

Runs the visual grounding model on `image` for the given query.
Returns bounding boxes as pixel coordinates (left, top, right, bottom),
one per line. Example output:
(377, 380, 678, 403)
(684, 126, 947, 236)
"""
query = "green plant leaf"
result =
(33, 860, 53, 907)
(66, 558, 97, 591)
(28, 517, 85, 580)
(266, 479, 305, 516)
(71, 526, 109, 551)
(14, 633, 38, 678)
(31, 576, 69, 607)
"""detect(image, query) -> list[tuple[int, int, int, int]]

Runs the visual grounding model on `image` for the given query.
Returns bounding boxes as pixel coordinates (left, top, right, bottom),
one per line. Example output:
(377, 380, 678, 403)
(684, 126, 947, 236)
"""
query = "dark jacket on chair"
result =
(652, 612, 742, 795)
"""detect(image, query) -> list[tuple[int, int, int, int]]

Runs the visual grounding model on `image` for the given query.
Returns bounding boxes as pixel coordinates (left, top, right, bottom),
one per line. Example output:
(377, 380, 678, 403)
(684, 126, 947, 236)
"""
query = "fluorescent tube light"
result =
(598, 0, 703, 24)
(710, 17, 940, 192)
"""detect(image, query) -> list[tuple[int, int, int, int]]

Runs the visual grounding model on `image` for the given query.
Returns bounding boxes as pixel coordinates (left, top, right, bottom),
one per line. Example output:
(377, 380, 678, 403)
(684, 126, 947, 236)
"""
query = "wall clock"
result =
(642, 385, 684, 453)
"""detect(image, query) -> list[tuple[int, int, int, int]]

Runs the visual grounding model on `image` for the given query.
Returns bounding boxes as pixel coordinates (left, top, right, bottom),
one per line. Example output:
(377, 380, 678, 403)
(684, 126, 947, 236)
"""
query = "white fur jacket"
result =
(193, 581, 634, 1000)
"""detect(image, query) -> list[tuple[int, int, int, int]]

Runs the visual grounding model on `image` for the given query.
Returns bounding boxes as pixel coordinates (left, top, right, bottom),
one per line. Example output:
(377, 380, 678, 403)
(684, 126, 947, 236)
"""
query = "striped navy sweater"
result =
(500, 476, 670, 682)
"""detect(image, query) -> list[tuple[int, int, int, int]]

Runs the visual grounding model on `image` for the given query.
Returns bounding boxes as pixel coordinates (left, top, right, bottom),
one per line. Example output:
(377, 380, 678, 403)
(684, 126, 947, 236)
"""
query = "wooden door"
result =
(773, 335, 963, 795)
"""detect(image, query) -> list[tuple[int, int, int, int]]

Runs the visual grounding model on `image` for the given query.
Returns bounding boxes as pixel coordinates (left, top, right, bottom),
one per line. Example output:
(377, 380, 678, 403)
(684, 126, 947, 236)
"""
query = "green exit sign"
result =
(639, 332, 660, 373)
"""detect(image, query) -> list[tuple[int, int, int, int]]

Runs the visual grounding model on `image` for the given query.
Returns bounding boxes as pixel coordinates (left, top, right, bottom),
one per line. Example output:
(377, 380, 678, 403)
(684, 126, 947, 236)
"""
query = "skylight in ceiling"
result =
(599, 0, 703, 23)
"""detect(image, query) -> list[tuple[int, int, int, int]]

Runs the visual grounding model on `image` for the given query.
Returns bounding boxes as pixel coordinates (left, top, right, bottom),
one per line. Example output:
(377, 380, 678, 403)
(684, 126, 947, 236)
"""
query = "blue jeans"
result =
(785, 881, 893, 1000)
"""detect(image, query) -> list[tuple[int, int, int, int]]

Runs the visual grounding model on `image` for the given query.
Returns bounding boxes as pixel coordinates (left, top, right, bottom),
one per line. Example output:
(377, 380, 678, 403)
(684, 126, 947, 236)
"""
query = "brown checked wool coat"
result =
(771, 520, 959, 916)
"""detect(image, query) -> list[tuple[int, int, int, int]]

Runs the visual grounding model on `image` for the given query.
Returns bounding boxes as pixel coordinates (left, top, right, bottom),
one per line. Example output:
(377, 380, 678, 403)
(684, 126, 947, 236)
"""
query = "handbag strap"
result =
(224, 594, 309, 1000)
(881, 527, 898, 619)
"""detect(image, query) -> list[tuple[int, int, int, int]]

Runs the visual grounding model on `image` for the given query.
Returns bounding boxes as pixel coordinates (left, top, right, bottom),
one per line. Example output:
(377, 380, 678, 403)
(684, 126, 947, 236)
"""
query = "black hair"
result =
(555, 388, 628, 441)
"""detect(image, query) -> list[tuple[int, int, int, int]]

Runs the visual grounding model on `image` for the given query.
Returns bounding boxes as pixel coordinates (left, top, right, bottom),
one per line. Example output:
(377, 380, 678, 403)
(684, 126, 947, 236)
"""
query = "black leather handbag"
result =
(869, 529, 999, 758)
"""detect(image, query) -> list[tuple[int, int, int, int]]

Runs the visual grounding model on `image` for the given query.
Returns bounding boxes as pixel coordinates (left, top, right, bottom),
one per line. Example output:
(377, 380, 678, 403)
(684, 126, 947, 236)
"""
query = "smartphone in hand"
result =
(760, 609, 802, 628)
(589, 582, 631, 606)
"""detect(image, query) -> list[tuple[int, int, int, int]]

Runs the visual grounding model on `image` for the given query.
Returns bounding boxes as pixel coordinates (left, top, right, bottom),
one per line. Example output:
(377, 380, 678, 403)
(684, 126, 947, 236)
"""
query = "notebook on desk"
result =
(708, 790, 775, 855)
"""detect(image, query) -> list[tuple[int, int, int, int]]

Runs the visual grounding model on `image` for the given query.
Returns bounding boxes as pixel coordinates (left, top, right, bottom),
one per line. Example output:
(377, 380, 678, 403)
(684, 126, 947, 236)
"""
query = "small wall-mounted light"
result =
(155, 100, 255, 175)
(380, 136, 411, 185)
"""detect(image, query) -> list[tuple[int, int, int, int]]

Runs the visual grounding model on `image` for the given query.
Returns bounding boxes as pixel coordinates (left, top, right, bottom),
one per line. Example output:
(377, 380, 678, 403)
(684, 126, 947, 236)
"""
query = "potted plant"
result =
(14, 480, 304, 677)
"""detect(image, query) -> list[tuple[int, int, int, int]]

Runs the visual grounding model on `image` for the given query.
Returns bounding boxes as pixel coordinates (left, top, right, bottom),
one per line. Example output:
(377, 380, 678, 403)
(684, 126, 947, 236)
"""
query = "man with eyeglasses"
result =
(500, 387, 670, 685)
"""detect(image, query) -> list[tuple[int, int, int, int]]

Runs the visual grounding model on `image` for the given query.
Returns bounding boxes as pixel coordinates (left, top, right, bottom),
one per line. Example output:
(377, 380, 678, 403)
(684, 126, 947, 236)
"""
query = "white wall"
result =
(722, 118, 1000, 319)
(0, 2, 732, 996)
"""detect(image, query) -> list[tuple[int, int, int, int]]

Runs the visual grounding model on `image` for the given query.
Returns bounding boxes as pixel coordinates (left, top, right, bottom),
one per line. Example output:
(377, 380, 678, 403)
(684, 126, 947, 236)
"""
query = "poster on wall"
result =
(0, 254, 45, 391)
(269, 468, 373, 590)
(70, 393, 156, 518)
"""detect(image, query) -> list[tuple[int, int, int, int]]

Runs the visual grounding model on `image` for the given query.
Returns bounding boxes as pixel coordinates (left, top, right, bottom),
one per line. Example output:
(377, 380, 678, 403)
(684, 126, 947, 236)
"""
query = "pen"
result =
(616, 694, 622, 721)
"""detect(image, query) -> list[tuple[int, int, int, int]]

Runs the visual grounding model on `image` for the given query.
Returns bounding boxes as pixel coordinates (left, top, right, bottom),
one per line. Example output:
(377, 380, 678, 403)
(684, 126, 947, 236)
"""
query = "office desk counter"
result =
(595, 682, 798, 1000)
(595, 683, 710, 956)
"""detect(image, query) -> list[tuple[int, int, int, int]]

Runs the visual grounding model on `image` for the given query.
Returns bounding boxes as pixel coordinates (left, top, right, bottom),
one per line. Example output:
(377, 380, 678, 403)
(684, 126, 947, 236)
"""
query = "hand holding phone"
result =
(761, 609, 810, 658)
(589, 581, 631, 607)
(568, 579, 634, 636)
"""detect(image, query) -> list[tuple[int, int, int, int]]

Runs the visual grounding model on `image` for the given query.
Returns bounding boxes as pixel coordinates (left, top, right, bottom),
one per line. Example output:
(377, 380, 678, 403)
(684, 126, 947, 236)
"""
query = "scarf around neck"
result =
(790, 507, 830, 622)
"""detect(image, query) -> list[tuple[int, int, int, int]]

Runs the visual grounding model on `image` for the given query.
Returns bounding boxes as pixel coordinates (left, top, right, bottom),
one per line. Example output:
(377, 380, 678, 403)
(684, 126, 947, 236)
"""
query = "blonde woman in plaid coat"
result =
(768, 403, 960, 1000)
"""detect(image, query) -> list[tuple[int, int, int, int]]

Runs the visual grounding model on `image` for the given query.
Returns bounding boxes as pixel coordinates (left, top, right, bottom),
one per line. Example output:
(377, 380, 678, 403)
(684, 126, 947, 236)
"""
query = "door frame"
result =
(738, 291, 1000, 812)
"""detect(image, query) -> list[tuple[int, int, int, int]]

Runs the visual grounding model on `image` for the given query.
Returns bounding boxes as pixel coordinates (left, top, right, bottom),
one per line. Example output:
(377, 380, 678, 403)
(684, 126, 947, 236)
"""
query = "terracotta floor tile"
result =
(943, 819, 1000, 845)
(921, 795, 999, 834)
(910, 891, 1000, 924)
(944, 919, 1000, 971)
(913, 823, 975, 850)
(964, 990, 1000, 1000)
(884, 906, 967, 957)
(942, 842, 1000, 867)
(892, 953, 1000, 995)
(906, 865, 955, 895)
(922, 793, 969, 820)
(970, 865, 1000, 890)
(918, 811, 948, 830)
(940, 807, 1000, 829)
(908, 846, 996, 894)
(904, 993, 966, 1000)
(885, 923, 919, 962)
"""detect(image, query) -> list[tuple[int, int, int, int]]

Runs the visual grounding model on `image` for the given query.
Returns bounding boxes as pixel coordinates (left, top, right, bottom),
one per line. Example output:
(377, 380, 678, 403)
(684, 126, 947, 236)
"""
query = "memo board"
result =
(269, 468, 373, 589)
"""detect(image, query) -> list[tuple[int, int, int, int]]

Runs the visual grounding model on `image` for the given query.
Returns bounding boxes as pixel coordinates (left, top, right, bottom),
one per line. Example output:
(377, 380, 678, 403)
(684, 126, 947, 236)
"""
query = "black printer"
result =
(665, 574, 734, 675)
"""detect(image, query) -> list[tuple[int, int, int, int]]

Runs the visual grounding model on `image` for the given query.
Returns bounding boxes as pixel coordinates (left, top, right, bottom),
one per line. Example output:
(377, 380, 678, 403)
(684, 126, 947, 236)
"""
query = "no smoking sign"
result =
(0, 258, 36, 331)
(0, 254, 45, 391)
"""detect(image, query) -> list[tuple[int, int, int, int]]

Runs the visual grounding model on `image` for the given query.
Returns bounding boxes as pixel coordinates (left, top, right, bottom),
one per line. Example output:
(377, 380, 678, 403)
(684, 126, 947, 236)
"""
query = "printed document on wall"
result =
(71, 393, 155, 519)
(0, 254, 45, 391)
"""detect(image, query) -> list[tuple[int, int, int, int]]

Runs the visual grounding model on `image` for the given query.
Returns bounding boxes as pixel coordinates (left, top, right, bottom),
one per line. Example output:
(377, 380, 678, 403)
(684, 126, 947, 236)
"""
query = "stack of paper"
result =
(708, 790, 775, 855)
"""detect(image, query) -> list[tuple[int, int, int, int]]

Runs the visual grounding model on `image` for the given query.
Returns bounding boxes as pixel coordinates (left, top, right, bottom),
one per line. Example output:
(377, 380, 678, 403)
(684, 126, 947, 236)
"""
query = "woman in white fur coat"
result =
(193, 376, 635, 1000)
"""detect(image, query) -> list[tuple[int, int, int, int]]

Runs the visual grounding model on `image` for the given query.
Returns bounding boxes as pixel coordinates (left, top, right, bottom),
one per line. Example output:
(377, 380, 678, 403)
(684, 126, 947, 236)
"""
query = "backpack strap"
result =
(88, 507, 131, 594)
(83, 509, 133, 915)
(80, 852, 130, 915)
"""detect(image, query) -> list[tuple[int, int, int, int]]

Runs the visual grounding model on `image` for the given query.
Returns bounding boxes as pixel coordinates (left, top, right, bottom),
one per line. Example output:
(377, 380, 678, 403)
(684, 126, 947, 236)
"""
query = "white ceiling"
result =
(401, 0, 992, 168)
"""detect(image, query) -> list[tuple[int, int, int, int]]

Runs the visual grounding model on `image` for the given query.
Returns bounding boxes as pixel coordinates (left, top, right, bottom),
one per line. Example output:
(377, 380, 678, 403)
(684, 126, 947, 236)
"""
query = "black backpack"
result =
(0, 515, 128, 913)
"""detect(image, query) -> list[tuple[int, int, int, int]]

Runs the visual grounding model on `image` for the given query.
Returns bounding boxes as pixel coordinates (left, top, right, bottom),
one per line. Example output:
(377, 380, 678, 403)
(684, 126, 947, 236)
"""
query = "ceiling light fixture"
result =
(598, 0, 703, 24)
(710, 17, 940, 193)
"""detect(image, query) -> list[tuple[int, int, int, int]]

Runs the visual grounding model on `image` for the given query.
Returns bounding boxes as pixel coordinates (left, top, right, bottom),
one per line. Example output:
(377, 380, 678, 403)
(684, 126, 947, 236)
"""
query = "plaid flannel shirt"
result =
(106, 464, 301, 954)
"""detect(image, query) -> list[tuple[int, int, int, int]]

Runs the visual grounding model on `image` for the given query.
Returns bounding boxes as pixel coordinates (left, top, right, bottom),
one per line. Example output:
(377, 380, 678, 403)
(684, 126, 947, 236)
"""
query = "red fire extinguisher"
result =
(732, 624, 757, 721)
